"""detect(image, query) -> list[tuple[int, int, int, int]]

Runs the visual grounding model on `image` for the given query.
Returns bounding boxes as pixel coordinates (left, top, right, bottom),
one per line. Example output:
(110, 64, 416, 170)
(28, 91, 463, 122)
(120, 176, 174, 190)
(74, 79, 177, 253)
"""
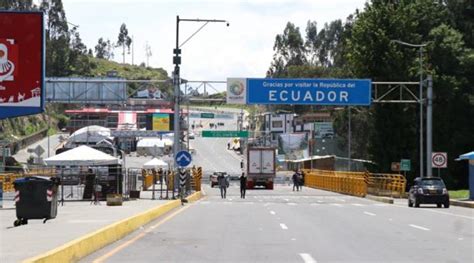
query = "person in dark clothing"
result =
(218, 174, 228, 199)
(240, 173, 247, 199)
(292, 170, 300, 192)
(299, 169, 304, 191)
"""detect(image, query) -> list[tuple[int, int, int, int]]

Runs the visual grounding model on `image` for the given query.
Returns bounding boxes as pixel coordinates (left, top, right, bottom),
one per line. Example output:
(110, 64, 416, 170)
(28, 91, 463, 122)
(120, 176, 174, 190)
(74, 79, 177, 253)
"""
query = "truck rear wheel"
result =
(266, 182, 274, 190)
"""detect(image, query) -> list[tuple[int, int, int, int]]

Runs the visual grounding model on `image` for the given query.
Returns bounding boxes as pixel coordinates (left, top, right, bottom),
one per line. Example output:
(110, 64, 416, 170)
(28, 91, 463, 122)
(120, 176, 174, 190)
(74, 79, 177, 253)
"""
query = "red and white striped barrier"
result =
(14, 190, 20, 203)
(46, 189, 53, 202)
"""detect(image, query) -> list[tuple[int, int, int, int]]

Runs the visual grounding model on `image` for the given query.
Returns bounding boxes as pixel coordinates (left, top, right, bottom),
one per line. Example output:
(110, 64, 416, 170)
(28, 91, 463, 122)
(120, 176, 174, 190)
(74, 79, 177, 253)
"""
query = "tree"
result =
(117, 23, 132, 64)
(1, 0, 34, 9)
(267, 22, 306, 77)
(344, 0, 473, 188)
(95, 38, 114, 60)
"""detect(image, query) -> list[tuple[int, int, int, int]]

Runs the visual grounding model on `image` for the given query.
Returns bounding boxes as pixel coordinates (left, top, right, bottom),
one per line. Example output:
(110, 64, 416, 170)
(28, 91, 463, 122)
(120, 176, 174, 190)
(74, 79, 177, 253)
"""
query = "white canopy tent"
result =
(44, 145, 120, 166)
(143, 158, 169, 169)
(66, 125, 112, 146)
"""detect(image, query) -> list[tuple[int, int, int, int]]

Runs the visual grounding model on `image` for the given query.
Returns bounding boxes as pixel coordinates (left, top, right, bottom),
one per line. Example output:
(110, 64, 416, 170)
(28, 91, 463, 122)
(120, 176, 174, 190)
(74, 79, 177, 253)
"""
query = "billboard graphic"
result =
(152, 113, 171, 131)
(226, 78, 247, 104)
(0, 11, 44, 119)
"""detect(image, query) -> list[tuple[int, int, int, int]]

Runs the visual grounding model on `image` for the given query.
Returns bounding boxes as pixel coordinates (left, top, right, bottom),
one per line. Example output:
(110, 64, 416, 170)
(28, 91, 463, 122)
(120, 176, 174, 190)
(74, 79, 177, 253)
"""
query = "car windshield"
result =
(419, 179, 445, 187)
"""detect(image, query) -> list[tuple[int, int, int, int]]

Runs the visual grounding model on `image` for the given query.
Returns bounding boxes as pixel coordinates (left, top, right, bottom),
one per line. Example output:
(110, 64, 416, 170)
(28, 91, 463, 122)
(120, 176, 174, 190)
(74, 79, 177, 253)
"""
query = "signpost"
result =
(227, 78, 372, 106)
(432, 152, 447, 177)
(175, 150, 192, 167)
(200, 113, 215, 119)
(0, 11, 45, 119)
(202, 130, 249, 138)
(400, 159, 411, 172)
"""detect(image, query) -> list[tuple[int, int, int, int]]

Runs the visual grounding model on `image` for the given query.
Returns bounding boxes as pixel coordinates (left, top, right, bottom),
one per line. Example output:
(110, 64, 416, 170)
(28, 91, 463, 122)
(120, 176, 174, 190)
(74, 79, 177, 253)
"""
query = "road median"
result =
(23, 191, 202, 263)
(365, 194, 394, 204)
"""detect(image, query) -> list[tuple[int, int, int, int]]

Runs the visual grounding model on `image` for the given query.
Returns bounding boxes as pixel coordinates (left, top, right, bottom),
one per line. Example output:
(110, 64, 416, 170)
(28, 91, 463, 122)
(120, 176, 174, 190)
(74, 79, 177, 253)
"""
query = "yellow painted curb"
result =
(24, 191, 202, 263)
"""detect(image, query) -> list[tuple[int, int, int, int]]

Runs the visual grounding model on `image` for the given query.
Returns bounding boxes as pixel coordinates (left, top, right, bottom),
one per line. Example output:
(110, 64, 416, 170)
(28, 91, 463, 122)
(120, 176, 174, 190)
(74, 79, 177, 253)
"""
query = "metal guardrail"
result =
(303, 169, 367, 197)
(302, 169, 406, 198)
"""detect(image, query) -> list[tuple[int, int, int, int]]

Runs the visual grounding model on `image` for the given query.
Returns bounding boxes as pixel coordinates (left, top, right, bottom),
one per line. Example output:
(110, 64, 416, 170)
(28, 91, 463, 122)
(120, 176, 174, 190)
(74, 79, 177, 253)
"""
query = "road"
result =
(83, 184, 473, 263)
(189, 112, 243, 178)
(12, 133, 64, 163)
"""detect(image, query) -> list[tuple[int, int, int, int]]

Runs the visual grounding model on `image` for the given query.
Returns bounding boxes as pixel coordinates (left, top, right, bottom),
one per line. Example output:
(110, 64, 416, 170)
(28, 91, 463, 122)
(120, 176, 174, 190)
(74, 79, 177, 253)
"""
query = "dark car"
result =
(210, 172, 227, 188)
(408, 177, 449, 208)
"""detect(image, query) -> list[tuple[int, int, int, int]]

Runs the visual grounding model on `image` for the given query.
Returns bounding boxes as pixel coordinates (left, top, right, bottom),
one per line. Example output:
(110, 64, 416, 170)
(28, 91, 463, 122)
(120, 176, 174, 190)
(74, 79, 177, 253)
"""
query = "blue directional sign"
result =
(246, 78, 371, 106)
(175, 150, 192, 167)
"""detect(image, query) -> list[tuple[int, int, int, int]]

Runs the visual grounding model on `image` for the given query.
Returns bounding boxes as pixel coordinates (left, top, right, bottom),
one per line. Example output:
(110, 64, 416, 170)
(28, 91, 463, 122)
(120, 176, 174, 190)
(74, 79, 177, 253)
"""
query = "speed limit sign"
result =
(432, 152, 447, 168)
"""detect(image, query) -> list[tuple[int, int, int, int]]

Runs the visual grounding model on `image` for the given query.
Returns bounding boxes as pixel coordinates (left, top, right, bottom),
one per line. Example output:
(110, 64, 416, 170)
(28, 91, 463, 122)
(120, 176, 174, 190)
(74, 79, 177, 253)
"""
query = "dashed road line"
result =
(331, 203, 343, 207)
(280, 223, 288, 230)
(270, 211, 276, 215)
(409, 224, 430, 231)
(363, 211, 376, 216)
(352, 203, 365, 207)
(299, 253, 317, 263)
(288, 202, 297, 206)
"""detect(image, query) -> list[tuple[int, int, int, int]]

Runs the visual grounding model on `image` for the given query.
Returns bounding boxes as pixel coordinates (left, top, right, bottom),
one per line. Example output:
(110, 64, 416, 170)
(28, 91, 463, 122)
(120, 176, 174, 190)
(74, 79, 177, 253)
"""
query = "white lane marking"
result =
(388, 218, 393, 221)
(310, 203, 320, 206)
(374, 203, 388, 207)
(364, 211, 376, 216)
(393, 204, 474, 220)
(317, 200, 323, 203)
(270, 211, 276, 215)
(330, 203, 343, 207)
(299, 253, 317, 263)
(229, 198, 233, 201)
(280, 223, 288, 230)
(458, 237, 464, 241)
(409, 224, 430, 231)
(288, 202, 297, 206)
(291, 238, 296, 241)
(284, 198, 289, 202)
(352, 203, 365, 207)
(336, 198, 346, 202)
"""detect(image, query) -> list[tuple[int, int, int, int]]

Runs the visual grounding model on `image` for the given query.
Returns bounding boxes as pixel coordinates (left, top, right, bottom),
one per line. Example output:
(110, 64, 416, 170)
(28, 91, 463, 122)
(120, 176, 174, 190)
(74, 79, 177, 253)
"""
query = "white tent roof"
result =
(44, 145, 120, 166)
(143, 158, 168, 169)
(67, 126, 112, 144)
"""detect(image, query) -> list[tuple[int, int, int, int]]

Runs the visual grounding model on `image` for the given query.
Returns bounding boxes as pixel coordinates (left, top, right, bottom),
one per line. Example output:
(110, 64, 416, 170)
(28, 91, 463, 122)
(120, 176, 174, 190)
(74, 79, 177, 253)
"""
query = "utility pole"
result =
(145, 42, 152, 67)
(131, 35, 134, 65)
(172, 16, 228, 169)
(348, 107, 351, 171)
(391, 40, 428, 178)
(426, 75, 433, 177)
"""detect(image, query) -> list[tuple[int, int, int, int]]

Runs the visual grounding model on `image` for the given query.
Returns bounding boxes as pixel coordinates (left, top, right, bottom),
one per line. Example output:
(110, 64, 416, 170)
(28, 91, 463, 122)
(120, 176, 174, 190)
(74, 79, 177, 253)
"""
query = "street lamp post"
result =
(172, 16, 228, 168)
(391, 40, 428, 178)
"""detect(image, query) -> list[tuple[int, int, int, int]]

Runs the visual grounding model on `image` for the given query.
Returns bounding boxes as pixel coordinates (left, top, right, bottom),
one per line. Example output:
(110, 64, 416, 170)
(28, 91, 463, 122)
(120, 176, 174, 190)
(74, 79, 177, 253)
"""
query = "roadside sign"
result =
(202, 130, 249, 138)
(0, 11, 45, 119)
(34, 145, 45, 156)
(229, 78, 372, 106)
(111, 130, 172, 138)
(175, 150, 192, 167)
(200, 113, 214, 119)
(400, 159, 411, 171)
(391, 162, 400, 172)
(432, 152, 447, 168)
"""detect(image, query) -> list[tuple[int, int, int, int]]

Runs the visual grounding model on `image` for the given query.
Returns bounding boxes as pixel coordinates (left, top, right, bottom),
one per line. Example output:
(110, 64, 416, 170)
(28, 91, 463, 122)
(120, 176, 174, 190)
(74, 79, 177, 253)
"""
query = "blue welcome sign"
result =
(246, 78, 371, 106)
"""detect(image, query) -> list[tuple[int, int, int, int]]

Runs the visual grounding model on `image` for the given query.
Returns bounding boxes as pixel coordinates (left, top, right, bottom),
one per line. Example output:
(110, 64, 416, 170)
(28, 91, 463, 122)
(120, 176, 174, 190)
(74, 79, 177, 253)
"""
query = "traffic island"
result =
(23, 191, 201, 263)
(450, 199, 474, 208)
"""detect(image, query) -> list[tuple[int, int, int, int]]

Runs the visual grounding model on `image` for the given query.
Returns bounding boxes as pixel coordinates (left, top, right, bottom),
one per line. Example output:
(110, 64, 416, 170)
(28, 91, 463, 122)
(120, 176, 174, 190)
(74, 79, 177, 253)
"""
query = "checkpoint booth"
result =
(456, 151, 474, 200)
(44, 145, 122, 202)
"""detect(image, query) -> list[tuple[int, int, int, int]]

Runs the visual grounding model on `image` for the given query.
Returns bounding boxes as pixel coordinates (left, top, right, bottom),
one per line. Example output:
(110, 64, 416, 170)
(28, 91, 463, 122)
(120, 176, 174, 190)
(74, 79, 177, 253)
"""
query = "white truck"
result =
(246, 147, 276, 190)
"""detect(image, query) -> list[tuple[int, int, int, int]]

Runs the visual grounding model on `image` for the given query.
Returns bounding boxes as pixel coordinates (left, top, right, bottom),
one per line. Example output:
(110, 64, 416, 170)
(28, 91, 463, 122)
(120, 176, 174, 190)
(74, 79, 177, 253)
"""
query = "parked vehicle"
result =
(408, 177, 449, 208)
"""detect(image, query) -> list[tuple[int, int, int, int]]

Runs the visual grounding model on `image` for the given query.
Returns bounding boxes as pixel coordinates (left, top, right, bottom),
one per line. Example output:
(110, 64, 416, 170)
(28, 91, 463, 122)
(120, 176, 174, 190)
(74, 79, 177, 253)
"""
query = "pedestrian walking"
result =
(227, 142, 231, 150)
(292, 170, 300, 192)
(240, 172, 247, 199)
(299, 169, 305, 191)
(218, 173, 228, 199)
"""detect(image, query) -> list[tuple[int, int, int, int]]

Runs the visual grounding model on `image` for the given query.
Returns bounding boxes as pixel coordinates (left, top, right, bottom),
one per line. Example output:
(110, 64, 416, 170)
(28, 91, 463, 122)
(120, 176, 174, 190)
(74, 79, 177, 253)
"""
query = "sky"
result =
(58, 0, 367, 93)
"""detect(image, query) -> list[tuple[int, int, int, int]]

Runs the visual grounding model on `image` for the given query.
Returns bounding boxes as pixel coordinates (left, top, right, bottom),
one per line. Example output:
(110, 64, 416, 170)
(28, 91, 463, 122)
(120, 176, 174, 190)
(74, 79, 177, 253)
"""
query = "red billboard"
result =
(0, 11, 44, 119)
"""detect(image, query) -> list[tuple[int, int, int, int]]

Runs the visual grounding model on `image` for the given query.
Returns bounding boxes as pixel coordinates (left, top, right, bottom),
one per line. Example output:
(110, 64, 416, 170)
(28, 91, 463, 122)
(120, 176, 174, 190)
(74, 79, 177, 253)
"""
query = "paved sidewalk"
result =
(0, 189, 174, 262)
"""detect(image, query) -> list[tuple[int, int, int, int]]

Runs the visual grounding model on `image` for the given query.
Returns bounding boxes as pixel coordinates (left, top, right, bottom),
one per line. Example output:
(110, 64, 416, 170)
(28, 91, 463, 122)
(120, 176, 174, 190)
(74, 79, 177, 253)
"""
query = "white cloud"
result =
(62, 0, 367, 92)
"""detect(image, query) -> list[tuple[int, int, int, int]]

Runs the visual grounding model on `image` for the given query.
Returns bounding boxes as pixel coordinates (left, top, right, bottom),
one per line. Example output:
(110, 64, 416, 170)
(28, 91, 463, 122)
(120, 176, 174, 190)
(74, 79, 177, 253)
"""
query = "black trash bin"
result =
(13, 176, 60, 227)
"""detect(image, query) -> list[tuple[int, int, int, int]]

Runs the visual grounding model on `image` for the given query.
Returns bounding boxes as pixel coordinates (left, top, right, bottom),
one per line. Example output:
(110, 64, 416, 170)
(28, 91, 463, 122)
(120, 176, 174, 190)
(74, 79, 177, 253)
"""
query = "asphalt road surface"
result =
(12, 133, 64, 163)
(83, 184, 473, 263)
(189, 112, 243, 178)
